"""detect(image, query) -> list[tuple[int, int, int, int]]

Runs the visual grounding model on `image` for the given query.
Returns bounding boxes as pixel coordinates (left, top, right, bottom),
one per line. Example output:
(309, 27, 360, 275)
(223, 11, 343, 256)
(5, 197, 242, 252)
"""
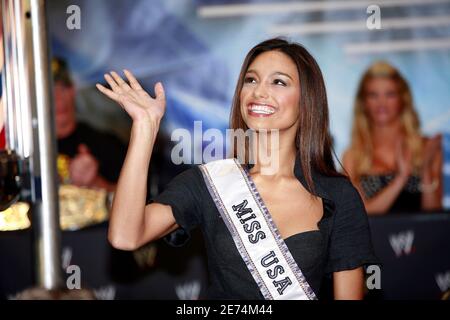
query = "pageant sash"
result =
(199, 158, 317, 300)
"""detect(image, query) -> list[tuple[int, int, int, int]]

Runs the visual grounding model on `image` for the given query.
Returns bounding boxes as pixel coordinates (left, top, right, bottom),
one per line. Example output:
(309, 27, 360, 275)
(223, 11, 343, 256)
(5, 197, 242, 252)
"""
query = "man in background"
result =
(53, 57, 126, 192)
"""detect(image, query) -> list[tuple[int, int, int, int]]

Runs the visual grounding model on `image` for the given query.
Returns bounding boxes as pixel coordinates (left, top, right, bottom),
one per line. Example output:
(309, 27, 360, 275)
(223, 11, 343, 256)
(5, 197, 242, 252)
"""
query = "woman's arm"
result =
(97, 71, 178, 250)
(333, 267, 364, 300)
(358, 175, 409, 215)
(342, 148, 410, 215)
(421, 135, 443, 211)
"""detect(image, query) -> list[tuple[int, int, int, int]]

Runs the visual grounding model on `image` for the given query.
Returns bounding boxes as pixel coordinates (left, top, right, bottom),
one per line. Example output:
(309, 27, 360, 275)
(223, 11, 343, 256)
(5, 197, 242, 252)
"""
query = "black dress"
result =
(151, 157, 379, 299)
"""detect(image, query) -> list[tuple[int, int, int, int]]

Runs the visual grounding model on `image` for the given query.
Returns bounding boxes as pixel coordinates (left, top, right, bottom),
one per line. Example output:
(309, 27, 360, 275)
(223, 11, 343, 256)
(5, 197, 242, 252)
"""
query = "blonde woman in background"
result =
(343, 61, 442, 215)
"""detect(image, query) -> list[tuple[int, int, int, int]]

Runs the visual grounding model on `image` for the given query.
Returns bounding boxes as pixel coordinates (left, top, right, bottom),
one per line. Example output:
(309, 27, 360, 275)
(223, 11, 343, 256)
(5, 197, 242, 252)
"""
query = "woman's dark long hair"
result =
(230, 38, 342, 193)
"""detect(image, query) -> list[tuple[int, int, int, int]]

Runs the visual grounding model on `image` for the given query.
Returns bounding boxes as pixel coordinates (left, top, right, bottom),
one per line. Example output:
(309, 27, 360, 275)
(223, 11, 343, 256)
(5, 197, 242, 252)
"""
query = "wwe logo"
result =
(389, 230, 414, 257)
(61, 246, 73, 269)
(436, 271, 450, 292)
(175, 281, 201, 300)
(94, 285, 116, 300)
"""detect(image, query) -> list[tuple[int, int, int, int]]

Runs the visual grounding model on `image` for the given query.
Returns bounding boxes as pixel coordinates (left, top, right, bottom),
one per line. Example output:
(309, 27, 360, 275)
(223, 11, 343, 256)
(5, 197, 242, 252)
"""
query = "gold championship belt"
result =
(59, 184, 109, 231)
(0, 154, 110, 231)
(57, 154, 110, 230)
(0, 202, 31, 231)
(0, 186, 109, 231)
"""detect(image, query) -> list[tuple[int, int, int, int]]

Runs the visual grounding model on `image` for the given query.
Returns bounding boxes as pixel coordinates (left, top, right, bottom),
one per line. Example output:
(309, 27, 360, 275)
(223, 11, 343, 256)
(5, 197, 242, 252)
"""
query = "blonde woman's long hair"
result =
(349, 61, 423, 177)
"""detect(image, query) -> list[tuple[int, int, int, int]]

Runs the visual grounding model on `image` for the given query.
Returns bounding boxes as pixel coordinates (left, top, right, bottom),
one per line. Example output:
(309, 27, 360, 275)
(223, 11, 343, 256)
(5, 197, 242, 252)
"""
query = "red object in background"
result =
(0, 127, 5, 149)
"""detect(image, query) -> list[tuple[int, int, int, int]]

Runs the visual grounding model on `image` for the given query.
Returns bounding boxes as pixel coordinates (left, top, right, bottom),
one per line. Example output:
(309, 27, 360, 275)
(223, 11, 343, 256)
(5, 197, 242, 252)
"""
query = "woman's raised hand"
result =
(395, 139, 412, 180)
(96, 70, 165, 124)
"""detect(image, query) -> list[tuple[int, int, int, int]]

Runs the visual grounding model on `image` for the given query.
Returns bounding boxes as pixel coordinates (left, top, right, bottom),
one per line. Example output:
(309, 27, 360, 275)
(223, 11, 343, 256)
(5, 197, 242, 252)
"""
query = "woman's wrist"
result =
(131, 118, 160, 139)
(420, 170, 439, 193)
(396, 171, 410, 185)
(421, 167, 433, 182)
(133, 115, 161, 127)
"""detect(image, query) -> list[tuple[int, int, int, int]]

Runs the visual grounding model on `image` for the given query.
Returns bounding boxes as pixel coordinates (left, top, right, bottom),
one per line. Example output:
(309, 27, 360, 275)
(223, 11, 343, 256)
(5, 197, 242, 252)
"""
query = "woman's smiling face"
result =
(240, 50, 301, 132)
(363, 77, 403, 126)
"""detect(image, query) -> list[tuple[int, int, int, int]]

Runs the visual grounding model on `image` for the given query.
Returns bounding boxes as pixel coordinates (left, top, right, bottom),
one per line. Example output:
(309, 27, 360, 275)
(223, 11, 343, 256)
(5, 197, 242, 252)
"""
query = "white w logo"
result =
(93, 285, 116, 300)
(61, 246, 73, 269)
(389, 230, 414, 257)
(436, 271, 450, 292)
(175, 281, 201, 300)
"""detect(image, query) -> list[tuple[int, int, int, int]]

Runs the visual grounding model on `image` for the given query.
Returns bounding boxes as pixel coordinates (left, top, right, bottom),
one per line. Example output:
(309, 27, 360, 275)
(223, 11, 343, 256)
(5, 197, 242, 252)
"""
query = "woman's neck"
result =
(249, 130, 297, 179)
(371, 121, 403, 147)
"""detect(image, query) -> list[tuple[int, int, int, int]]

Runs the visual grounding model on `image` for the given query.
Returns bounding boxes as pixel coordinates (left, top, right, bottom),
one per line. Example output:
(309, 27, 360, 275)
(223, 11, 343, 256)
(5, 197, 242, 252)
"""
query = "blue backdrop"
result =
(47, 0, 450, 207)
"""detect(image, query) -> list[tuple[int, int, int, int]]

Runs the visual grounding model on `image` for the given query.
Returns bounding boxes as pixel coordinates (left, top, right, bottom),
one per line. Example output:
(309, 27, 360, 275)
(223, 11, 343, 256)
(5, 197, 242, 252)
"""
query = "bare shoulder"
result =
(342, 147, 355, 163)
(422, 134, 442, 147)
(341, 148, 357, 176)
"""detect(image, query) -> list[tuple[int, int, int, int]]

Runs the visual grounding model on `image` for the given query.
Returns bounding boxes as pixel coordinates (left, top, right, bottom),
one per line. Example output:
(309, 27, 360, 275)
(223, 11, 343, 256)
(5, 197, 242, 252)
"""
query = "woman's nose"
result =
(253, 83, 269, 99)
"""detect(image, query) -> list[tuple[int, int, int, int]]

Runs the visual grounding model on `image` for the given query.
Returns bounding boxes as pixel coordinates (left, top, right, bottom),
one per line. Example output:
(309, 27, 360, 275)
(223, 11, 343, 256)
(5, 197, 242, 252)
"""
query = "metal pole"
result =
(1, 0, 62, 289)
(29, 0, 62, 290)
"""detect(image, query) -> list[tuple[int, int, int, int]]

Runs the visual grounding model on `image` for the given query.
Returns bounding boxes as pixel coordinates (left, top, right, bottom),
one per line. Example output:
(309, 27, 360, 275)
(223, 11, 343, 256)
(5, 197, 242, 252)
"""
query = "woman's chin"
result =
(243, 117, 272, 129)
(246, 123, 276, 132)
(370, 116, 399, 127)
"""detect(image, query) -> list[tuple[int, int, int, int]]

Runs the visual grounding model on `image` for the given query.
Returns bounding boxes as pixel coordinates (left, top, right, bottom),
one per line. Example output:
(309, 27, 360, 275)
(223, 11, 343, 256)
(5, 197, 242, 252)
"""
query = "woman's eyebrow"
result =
(273, 71, 293, 80)
(246, 69, 293, 80)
